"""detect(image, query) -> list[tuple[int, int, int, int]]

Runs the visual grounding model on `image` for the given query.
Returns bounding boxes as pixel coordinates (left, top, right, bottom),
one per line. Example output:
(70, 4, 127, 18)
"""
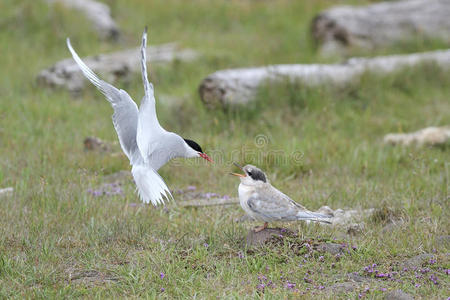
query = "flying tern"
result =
(67, 28, 212, 206)
(231, 163, 331, 232)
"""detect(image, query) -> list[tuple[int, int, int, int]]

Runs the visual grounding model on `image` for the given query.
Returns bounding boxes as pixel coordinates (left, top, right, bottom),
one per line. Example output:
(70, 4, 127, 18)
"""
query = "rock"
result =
(37, 43, 198, 94)
(327, 282, 359, 293)
(384, 126, 450, 147)
(400, 253, 434, 270)
(245, 228, 296, 248)
(347, 223, 364, 236)
(384, 289, 414, 300)
(312, 0, 450, 55)
(68, 270, 117, 286)
(0, 187, 13, 198)
(316, 243, 343, 255)
(199, 50, 450, 108)
(436, 235, 450, 248)
(346, 272, 371, 283)
(329, 208, 374, 226)
(46, 0, 119, 40)
(83, 136, 113, 152)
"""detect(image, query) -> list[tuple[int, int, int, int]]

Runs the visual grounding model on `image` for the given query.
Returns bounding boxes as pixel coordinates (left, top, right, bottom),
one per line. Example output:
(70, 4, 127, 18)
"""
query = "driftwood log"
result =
(312, 0, 450, 54)
(46, 0, 119, 40)
(199, 49, 450, 108)
(384, 126, 450, 146)
(0, 187, 13, 198)
(37, 43, 198, 94)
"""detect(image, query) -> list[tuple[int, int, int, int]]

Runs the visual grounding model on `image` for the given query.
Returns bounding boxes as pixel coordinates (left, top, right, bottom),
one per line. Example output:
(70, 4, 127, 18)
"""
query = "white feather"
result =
(132, 165, 173, 206)
(66, 31, 187, 207)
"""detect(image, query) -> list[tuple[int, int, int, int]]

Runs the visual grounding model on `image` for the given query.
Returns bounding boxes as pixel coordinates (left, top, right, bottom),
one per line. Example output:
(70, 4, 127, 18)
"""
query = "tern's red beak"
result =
(199, 152, 213, 162)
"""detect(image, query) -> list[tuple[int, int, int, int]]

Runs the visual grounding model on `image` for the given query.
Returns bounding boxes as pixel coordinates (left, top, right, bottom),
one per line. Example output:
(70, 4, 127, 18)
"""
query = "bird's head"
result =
(183, 139, 213, 162)
(230, 163, 267, 186)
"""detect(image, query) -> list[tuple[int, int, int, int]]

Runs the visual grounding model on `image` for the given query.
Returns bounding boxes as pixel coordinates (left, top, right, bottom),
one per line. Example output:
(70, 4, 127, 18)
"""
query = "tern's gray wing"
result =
(247, 186, 331, 222)
(136, 27, 166, 163)
(67, 39, 142, 165)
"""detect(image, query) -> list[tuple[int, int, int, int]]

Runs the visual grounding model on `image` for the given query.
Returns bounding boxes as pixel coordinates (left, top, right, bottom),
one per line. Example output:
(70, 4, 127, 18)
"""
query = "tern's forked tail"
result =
(296, 211, 332, 224)
(131, 164, 173, 206)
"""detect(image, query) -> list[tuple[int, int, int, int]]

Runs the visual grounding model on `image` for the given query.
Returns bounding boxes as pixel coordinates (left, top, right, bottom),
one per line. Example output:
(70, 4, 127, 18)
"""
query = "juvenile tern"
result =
(67, 28, 212, 206)
(231, 163, 331, 232)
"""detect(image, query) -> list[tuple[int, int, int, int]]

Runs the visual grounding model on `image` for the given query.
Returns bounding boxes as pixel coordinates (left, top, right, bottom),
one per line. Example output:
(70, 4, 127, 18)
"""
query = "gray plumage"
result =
(235, 164, 332, 224)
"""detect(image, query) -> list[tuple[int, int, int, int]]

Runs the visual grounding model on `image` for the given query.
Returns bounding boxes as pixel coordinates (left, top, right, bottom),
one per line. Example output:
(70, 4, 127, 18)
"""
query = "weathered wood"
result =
(37, 43, 198, 94)
(0, 187, 13, 198)
(199, 49, 450, 108)
(384, 126, 450, 146)
(312, 0, 450, 54)
(178, 197, 240, 207)
(46, 0, 120, 40)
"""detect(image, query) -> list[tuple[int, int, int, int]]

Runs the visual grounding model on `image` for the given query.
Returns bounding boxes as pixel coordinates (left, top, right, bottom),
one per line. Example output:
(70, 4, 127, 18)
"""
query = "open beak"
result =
(199, 152, 213, 163)
(230, 172, 246, 177)
(230, 162, 246, 177)
(233, 162, 243, 171)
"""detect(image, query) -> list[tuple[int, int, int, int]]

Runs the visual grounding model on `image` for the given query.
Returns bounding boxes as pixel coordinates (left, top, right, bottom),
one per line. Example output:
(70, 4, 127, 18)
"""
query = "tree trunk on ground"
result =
(199, 49, 450, 108)
(37, 43, 198, 95)
(311, 0, 450, 55)
(46, 0, 120, 40)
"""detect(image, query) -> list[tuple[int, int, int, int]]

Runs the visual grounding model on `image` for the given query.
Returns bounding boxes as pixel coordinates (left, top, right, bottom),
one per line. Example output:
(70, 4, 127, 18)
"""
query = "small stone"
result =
(316, 243, 343, 255)
(401, 254, 434, 270)
(347, 223, 364, 236)
(84, 136, 112, 152)
(346, 272, 372, 283)
(245, 228, 296, 248)
(436, 235, 450, 248)
(327, 282, 359, 293)
(384, 289, 414, 300)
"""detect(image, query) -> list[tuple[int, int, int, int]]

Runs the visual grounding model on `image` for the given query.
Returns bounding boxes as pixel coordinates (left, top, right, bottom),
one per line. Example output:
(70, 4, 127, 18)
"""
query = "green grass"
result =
(0, 0, 449, 298)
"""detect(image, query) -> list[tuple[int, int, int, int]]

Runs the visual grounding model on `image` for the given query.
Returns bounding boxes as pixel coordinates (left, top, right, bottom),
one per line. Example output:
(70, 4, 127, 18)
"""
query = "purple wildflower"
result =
(285, 282, 296, 289)
(204, 243, 209, 248)
(187, 185, 196, 191)
(160, 288, 165, 292)
(380, 288, 387, 292)
(415, 283, 420, 288)
(160, 272, 165, 279)
(429, 274, 439, 285)
(428, 258, 436, 265)
(318, 256, 324, 262)
(318, 285, 325, 290)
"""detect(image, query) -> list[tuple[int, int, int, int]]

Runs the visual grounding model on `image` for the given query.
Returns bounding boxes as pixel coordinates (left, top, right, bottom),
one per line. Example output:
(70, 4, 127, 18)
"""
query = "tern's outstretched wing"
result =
(67, 39, 142, 164)
(247, 187, 331, 223)
(136, 27, 165, 162)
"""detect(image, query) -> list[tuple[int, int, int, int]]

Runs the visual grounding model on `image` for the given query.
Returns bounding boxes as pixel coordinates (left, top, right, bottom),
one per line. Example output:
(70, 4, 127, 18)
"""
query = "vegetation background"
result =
(0, 0, 448, 298)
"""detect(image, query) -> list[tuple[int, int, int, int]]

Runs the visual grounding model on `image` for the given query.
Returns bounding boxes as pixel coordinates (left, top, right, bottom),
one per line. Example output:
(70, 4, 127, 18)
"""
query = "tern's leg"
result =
(254, 222, 268, 233)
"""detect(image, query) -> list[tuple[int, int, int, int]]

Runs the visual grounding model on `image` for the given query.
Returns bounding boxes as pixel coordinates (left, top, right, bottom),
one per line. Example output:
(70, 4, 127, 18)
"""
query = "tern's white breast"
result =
(238, 184, 262, 221)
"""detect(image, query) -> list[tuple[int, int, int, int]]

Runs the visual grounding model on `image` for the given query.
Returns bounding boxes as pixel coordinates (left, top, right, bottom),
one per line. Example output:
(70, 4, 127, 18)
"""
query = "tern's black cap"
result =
(184, 139, 203, 153)
(243, 165, 267, 182)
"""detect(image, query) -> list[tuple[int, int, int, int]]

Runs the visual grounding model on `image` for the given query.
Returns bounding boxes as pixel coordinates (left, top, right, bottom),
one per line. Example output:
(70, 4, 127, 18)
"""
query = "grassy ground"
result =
(0, 0, 449, 298)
